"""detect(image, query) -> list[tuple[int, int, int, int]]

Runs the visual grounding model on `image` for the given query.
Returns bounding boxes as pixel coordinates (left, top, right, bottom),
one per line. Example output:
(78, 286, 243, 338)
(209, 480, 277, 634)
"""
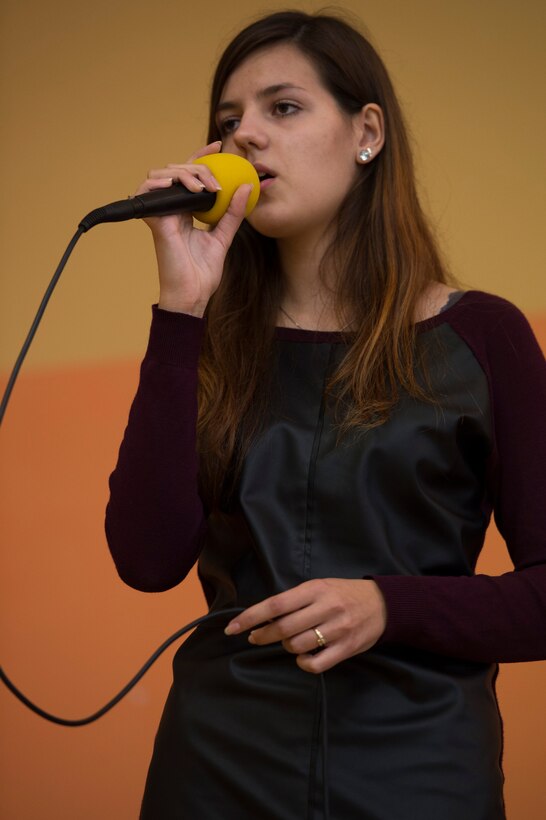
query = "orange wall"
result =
(0, 359, 208, 819)
(1, 317, 545, 819)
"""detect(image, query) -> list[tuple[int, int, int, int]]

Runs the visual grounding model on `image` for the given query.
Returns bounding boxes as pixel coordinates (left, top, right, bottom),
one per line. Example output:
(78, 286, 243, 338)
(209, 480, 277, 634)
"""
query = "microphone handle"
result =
(79, 183, 216, 232)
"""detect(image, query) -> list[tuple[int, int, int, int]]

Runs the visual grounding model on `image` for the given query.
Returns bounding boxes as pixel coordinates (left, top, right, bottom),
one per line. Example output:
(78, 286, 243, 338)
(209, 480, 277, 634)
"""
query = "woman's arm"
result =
(373, 294, 546, 662)
(105, 308, 207, 592)
(105, 144, 252, 591)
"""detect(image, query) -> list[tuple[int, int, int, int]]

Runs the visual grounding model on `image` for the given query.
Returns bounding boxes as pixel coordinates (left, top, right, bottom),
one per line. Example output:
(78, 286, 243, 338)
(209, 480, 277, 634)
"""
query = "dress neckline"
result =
(274, 290, 471, 343)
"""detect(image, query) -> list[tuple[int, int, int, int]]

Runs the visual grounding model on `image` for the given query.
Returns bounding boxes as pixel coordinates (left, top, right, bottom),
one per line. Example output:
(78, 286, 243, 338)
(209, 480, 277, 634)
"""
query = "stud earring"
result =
(358, 147, 373, 162)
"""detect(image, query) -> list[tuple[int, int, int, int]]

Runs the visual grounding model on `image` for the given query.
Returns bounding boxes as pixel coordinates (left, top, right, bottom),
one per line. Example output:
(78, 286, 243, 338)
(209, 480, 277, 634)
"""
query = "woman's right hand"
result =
(136, 141, 253, 316)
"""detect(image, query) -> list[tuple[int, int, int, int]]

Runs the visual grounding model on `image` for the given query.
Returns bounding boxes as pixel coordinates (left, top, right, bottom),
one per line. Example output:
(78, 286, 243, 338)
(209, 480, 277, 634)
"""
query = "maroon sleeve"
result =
(373, 293, 546, 662)
(105, 307, 207, 592)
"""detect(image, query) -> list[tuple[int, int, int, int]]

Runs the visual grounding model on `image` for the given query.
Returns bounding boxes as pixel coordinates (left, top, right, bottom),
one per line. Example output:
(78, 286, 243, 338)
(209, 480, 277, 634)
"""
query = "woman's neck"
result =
(276, 234, 351, 331)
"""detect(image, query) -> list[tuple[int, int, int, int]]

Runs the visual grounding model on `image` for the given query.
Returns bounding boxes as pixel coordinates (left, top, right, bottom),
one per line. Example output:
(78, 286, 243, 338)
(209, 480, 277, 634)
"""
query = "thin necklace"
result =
(279, 305, 354, 332)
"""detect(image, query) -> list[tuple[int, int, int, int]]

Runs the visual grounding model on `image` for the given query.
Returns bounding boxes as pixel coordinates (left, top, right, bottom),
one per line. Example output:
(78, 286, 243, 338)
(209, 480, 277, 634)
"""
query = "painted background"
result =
(1, 1, 545, 817)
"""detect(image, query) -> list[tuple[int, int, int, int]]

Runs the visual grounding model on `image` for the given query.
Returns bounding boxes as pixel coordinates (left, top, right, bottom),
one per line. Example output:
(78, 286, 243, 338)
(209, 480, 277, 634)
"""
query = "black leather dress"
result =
(139, 306, 506, 819)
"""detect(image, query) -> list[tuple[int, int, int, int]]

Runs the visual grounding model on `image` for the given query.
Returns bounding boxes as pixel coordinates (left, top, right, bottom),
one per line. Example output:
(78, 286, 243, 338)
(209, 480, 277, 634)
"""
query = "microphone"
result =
(78, 153, 260, 232)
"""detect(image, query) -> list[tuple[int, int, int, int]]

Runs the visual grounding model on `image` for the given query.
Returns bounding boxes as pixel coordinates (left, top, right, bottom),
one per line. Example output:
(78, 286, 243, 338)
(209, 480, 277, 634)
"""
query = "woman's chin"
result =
(246, 212, 300, 241)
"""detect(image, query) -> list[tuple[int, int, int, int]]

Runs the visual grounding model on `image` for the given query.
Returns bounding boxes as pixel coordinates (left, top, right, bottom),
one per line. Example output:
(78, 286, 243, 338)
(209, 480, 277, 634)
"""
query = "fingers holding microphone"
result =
(137, 145, 258, 315)
(135, 141, 226, 233)
(210, 181, 254, 249)
(135, 141, 259, 230)
(161, 139, 224, 194)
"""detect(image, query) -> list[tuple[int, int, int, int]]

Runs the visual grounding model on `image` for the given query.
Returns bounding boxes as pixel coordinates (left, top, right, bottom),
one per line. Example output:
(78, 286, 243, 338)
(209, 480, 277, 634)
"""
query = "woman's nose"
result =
(232, 111, 268, 153)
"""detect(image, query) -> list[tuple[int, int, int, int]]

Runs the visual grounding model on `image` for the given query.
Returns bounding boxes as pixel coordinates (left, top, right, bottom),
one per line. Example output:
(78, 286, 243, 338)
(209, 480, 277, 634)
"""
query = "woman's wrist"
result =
(158, 292, 207, 317)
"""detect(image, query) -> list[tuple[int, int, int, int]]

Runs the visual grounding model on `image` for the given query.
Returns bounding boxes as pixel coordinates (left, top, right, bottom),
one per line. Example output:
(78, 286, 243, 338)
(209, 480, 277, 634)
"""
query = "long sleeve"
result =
(373, 293, 546, 662)
(105, 306, 207, 592)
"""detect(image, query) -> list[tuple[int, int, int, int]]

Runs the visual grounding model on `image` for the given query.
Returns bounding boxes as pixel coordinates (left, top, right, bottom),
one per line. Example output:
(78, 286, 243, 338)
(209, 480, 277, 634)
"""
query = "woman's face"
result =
(215, 44, 368, 244)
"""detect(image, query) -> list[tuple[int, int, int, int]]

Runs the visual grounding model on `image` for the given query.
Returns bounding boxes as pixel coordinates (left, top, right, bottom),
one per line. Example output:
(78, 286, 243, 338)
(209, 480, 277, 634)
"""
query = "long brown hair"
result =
(198, 10, 452, 505)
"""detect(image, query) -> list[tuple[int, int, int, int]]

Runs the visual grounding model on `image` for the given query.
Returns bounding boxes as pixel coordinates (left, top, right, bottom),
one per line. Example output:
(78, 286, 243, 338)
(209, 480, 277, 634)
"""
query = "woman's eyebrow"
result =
(216, 83, 306, 113)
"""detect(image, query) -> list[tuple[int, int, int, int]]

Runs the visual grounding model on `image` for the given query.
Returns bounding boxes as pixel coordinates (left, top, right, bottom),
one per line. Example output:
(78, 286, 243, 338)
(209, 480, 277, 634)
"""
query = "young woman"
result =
(105, 10, 546, 819)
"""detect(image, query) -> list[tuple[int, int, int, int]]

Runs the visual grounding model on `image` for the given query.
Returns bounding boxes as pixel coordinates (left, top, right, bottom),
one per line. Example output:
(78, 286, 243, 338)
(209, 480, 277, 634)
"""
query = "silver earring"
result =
(358, 147, 373, 162)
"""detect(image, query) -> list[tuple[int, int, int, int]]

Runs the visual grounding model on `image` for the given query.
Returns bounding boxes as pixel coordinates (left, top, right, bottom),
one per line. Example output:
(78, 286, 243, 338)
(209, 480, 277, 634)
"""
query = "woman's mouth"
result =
(255, 165, 276, 191)
(258, 173, 275, 190)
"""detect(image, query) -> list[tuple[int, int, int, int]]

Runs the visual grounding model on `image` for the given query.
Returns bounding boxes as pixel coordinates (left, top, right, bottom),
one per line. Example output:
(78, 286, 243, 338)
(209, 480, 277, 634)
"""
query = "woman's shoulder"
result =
(419, 287, 534, 338)
(449, 288, 526, 316)
(431, 289, 545, 389)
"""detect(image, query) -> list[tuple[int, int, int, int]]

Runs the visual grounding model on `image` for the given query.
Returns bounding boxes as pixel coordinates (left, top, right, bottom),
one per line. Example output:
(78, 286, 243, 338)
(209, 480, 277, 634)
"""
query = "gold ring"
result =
(313, 627, 327, 648)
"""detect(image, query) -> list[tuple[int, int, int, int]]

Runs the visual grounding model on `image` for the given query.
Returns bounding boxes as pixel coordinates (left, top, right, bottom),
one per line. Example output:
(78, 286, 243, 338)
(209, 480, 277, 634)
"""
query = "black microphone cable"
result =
(0, 608, 243, 726)
(1, 607, 329, 818)
(0, 227, 84, 426)
(0, 223, 331, 819)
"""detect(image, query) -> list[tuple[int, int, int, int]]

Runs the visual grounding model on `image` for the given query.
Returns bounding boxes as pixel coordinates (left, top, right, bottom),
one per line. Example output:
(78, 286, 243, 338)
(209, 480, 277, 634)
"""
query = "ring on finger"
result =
(312, 627, 327, 649)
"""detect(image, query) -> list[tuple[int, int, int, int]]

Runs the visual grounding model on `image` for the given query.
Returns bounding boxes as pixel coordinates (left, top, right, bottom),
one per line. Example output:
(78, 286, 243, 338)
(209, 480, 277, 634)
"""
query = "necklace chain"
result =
(279, 305, 354, 332)
(279, 305, 305, 329)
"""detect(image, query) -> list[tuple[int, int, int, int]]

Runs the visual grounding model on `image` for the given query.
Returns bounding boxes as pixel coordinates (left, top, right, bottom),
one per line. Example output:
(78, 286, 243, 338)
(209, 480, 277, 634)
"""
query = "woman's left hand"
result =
(224, 579, 388, 673)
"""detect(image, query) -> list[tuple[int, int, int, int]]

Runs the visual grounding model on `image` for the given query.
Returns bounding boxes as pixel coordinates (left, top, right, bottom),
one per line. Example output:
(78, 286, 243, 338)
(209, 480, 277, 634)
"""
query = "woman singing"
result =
(105, 10, 546, 819)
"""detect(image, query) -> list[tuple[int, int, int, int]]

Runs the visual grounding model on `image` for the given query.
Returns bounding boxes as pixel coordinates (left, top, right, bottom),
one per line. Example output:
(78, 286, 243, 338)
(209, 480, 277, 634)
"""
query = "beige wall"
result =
(1, 0, 545, 369)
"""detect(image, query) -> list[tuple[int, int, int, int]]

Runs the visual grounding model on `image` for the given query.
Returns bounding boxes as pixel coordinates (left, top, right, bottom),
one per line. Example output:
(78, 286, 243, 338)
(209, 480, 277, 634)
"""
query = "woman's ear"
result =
(354, 103, 385, 164)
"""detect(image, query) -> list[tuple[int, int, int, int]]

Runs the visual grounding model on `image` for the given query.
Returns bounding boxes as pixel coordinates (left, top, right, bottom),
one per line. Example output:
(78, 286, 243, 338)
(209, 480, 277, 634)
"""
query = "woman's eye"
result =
(217, 101, 299, 135)
(274, 101, 300, 117)
(219, 117, 240, 135)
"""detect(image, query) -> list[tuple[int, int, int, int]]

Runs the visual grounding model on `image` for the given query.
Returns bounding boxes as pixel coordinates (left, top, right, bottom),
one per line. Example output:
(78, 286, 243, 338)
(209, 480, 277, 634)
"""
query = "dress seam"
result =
(302, 345, 332, 580)
(306, 675, 323, 820)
